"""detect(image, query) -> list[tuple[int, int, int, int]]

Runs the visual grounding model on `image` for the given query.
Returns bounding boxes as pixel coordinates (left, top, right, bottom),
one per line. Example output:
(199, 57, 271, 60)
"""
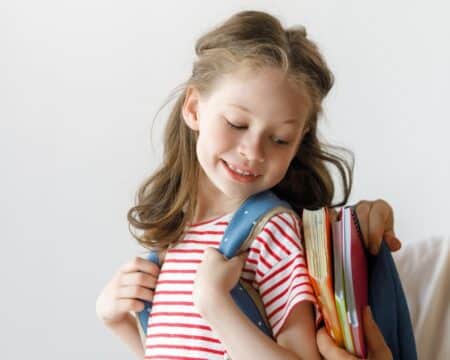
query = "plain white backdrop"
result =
(1, 1, 449, 358)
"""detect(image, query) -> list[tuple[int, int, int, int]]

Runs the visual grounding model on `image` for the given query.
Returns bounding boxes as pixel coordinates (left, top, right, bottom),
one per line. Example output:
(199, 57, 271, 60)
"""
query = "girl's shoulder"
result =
(254, 208, 301, 236)
(250, 209, 304, 254)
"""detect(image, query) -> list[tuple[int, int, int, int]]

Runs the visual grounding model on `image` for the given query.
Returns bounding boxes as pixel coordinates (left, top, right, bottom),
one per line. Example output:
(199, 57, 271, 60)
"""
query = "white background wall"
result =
(1, 1, 449, 358)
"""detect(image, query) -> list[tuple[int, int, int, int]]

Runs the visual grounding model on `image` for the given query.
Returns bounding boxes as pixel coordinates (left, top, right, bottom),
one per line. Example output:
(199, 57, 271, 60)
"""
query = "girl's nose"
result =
(237, 136, 265, 163)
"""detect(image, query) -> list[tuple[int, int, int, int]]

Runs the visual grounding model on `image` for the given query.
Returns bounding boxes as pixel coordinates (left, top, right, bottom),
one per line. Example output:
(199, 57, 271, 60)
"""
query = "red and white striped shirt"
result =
(144, 211, 318, 359)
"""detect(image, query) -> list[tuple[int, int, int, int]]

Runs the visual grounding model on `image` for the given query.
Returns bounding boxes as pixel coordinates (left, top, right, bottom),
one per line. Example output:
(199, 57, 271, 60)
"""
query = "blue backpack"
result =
(136, 190, 417, 360)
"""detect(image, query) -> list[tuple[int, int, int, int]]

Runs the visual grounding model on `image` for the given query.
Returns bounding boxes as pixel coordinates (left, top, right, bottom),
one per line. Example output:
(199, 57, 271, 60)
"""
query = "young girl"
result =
(96, 10, 401, 359)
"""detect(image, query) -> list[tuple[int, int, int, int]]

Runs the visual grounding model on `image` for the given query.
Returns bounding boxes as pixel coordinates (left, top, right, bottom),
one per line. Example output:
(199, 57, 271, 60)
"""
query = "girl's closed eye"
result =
(272, 137, 290, 145)
(225, 118, 291, 145)
(225, 119, 247, 130)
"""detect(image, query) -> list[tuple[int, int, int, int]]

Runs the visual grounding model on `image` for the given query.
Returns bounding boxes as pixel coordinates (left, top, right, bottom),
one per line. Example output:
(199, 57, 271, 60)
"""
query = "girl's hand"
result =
(193, 247, 248, 315)
(330, 199, 402, 255)
(317, 307, 393, 360)
(353, 199, 401, 255)
(95, 257, 160, 325)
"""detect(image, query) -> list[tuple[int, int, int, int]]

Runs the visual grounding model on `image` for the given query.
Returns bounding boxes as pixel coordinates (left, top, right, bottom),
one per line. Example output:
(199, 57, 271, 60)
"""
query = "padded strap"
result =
(135, 250, 160, 345)
(218, 191, 294, 338)
(219, 191, 291, 258)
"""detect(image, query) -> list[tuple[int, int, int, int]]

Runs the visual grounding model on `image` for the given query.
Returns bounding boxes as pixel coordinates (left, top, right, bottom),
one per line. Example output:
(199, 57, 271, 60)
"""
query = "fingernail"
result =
(387, 236, 401, 250)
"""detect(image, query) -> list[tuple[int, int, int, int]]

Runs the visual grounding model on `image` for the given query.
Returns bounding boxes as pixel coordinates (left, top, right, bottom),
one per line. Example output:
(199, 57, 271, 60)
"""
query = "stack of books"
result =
(302, 206, 368, 359)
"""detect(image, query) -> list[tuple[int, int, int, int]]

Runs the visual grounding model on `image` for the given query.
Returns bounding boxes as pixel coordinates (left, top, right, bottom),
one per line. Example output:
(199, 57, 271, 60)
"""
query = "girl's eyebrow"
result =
(227, 103, 301, 124)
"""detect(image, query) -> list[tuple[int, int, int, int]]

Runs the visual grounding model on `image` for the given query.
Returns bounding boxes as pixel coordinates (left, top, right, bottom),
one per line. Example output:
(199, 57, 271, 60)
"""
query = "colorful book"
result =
(303, 206, 368, 358)
(302, 208, 344, 347)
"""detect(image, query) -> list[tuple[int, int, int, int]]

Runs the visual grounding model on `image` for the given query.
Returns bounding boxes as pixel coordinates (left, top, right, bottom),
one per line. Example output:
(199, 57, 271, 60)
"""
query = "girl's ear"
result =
(182, 86, 201, 131)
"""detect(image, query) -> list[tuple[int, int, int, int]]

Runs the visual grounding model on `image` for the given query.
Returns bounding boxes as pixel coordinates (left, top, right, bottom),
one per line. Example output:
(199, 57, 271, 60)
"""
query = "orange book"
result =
(302, 207, 344, 346)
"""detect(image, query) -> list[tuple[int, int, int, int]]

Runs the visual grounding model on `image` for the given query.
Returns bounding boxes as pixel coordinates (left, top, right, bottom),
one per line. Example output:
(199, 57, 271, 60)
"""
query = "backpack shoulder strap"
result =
(135, 250, 163, 346)
(218, 191, 295, 338)
(219, 190, 295, 258)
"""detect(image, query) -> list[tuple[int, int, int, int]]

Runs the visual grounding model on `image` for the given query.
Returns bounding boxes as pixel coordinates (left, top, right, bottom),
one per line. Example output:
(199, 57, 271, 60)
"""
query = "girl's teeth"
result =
(226, 162, 256, 176)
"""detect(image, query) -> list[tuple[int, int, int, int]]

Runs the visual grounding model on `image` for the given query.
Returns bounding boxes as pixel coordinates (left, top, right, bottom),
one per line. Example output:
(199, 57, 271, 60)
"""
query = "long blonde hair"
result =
(128, 10, 353, 251)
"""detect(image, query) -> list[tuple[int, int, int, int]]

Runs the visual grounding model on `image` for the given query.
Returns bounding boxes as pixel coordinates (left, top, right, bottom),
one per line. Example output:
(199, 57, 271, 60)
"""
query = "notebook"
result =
(302, 208, 344, 346)
(332, 217, 355, 353)
(342, 206, 368, 358)
(303, 206, 368, 358)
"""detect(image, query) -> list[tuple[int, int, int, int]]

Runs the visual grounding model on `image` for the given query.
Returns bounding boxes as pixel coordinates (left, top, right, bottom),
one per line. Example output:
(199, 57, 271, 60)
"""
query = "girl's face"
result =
(183, 65, 310, 209)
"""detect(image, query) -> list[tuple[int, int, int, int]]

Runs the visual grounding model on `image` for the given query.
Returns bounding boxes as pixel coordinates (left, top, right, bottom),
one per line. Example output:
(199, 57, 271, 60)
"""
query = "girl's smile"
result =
(221, 159, 261, 183)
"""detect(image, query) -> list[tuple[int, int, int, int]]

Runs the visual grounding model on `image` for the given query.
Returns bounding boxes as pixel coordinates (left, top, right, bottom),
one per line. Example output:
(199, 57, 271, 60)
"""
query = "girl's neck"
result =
(192, 193, 242, 224)
(191, 170, 244, 224)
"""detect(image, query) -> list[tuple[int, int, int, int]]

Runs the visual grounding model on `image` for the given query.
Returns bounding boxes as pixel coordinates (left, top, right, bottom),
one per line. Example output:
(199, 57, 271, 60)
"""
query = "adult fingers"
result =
(316, 327, 356, 360)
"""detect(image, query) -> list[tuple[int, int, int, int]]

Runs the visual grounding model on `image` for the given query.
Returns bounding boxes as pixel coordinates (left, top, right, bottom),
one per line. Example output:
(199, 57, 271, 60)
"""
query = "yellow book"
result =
(302, 208, 344, 347)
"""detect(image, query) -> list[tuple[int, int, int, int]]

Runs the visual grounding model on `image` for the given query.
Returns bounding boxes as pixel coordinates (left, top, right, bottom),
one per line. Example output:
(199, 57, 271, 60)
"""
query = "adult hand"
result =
(317, 307, 392, 360)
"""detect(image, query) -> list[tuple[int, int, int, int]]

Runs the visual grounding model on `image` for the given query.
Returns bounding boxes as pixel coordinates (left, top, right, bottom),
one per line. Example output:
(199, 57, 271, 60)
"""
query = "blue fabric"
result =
(219, 191, 290, 260)
(137, 251, 160, 334)
(369, 242, 417, 360)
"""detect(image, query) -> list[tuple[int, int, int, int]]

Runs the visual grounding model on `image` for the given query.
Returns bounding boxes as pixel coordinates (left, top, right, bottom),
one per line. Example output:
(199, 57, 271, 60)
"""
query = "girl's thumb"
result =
(231, 250, 248, 263)
(239, 250, 250, 262)
(363, 306, 388, 353)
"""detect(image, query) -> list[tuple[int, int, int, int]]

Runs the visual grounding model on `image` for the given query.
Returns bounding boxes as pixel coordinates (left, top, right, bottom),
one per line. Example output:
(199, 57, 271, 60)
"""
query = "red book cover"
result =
(344, 207, 368, 358)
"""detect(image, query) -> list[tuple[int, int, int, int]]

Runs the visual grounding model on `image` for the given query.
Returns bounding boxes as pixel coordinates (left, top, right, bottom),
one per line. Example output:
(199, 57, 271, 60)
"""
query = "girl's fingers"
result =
(119, 256, 160, 276)
(367, 199, 399, 254)
(316, 327, 355, 360)
(354, 201, 371, 250)
(120, 271, 158, 288)
(363, 307, 384, 347)
(116, 298, 146, 313)
(383, 231, 402, 252)
(363, 307, 393, 360)
(97, 258, 160, 325)
(235, 250, 250, 264)
(355, 199, 401, 255)
(118, 285, 155, 302)
(328, 207, 338, 223)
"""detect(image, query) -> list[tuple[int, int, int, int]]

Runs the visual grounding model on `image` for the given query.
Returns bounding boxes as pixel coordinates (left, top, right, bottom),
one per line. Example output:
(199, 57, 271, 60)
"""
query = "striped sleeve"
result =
(244, 211, 319, 337)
